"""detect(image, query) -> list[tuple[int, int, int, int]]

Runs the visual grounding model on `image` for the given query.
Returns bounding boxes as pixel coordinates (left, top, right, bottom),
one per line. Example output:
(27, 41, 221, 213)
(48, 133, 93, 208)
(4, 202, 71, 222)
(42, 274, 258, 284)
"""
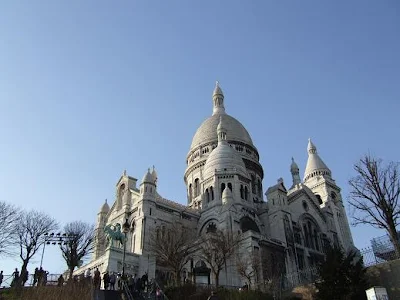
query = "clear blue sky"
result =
(0, 1, 399, 277)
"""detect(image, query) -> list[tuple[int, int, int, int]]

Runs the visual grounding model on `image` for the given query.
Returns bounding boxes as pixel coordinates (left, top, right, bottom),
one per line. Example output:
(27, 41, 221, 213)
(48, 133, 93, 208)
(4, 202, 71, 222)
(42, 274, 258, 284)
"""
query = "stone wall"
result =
(366, 259, 400, 300)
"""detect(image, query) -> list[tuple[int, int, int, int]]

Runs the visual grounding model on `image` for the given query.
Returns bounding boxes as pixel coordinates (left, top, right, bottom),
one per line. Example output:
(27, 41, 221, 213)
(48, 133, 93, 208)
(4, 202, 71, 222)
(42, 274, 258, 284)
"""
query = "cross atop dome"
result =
(212, 81, 225, 115)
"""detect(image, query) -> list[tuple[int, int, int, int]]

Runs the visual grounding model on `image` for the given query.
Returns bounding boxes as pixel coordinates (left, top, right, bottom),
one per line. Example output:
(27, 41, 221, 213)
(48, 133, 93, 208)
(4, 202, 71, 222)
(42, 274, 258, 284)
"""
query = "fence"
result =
(360, 241, 400, 267)
(0, 274, 62, 288)
(282, 266, 318, 291)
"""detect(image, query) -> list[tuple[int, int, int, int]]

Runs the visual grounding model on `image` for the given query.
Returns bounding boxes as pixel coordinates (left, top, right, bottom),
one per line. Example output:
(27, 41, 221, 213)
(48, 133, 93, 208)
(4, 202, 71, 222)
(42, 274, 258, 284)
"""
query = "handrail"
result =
(121, 280, 133, 300)
(152, 279, 169, 300)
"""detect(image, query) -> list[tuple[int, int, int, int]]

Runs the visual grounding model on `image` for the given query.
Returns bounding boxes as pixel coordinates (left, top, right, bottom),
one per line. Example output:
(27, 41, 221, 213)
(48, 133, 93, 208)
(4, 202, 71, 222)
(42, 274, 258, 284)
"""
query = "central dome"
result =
(191, 113, 253, 149)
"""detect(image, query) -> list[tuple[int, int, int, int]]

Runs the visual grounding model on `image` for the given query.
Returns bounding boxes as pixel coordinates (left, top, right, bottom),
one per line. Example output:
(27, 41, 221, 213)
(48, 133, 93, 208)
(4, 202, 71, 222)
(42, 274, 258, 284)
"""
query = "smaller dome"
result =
(222, 187, 233, 199)
(290, 157, 299, 173)
(100, 200, 110, 213)
(203, 118, 248, 178)
(141, 168, 154, 184)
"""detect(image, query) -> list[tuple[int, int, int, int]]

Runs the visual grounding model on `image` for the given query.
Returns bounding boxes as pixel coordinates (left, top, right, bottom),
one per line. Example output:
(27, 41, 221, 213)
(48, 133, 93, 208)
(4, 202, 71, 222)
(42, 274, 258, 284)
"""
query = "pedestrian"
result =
(103, 271, 110, 290)
(156, 287, 163, 300)
(38, 267, 44, 286)
(0, 270, 3, 287)
(33, 268, 39, 287)
(93, 268, 101, 289)
(128, 275, 134, 293)
(207, 291, 220, 300)
(109, 272, 116, 290)
(57, 275, 65, 287)
(11, 268, 19, 287)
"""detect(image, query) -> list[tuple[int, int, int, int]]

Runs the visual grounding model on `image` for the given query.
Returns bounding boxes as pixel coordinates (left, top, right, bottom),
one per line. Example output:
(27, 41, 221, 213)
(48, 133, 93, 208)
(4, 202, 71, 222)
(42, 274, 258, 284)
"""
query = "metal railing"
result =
(121, 280, 134, 300)
(281, 266, 318, 291)
(360, 241, 400, 267)
(0, 273, 62, 288)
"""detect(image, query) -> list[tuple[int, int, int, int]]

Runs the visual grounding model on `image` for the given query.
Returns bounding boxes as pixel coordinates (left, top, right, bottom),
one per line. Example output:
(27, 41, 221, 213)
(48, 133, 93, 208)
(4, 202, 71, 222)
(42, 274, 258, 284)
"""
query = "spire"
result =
(212, 81, 225, 115)
(151, 165, 158, 185)
(100, 199, 110, 213)
(290, 157, 301, 187)
(307, 138, 317, 154)
(141, 168, 154, 184)
(217, 116, 227, 143)
(304, 138, 332, 182)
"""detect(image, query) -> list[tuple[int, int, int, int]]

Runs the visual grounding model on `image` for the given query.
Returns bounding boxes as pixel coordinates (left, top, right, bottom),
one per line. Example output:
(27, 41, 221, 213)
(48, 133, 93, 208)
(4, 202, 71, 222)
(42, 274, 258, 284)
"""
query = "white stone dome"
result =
(100, 200, 110, 213)
(141, 169, 154, 184)
(290, 157, 299, 173)
(203, 142, 248, 178)
(190, 114, 253, 149)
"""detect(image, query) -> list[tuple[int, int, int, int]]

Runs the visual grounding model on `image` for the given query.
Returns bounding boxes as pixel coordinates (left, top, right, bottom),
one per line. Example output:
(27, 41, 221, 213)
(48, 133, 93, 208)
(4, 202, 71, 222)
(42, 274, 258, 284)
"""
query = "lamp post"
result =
(40, 233, 77, 268)
(122, 218, 130, 278)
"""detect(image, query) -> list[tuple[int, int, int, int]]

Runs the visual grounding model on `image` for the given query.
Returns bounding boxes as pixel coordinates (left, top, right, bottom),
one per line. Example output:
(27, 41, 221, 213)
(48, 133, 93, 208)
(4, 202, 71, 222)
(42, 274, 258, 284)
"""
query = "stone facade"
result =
(74, 83, 356, 288)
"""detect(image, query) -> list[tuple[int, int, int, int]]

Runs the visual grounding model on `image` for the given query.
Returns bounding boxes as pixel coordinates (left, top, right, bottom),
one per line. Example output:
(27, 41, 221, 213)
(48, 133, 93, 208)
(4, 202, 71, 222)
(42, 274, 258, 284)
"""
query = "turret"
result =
(140, 168, 156, 199)
(304, 138, 332, 183)
(290, 157, 301, 188)
(212, 81, 225, 115)
(266, 178, 288, 210)
(94, 199, 109, 259)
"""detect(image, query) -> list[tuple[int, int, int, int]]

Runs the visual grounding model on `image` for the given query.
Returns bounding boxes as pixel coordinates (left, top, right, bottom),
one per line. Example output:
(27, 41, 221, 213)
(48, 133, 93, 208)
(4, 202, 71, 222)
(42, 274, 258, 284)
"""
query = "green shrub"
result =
(164, 284, 273, 300)
(0, 285, 92, 300)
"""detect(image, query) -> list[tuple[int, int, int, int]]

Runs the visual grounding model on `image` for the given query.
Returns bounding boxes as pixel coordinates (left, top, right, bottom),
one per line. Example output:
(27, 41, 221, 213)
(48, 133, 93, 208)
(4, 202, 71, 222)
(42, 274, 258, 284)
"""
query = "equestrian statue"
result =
(104, 223, 126, 247)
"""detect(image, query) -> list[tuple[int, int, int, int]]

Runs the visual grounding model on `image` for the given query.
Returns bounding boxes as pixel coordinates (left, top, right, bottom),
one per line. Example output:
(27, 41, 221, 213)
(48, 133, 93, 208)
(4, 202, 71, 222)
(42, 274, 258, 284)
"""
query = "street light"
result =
(122, 218, 131, 278)
(40, 232, 77, 268)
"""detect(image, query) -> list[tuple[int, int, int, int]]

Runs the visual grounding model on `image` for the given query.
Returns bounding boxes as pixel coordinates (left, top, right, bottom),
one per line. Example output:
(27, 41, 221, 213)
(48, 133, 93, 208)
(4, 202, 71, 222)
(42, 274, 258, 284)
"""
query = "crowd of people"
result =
(0, 266, 50, 288)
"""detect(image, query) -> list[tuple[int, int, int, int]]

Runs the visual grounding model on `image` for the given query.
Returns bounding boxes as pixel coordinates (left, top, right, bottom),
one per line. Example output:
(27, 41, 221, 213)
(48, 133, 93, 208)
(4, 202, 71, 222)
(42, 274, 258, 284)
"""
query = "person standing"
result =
(0, 270, 3, 287)
(11, 268, 19, 287)
(33, 268, 39, 287)
(109, 272, 116, 290)
(93, 268, 101, 289)
(103, 271, 110, 290)
(57, 275, 65, 287)
(207, 291, 220, 300)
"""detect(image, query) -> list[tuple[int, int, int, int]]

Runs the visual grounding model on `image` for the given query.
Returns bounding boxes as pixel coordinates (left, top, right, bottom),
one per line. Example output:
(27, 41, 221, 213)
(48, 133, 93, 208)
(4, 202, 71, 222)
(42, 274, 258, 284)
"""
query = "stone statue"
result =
(104, 223, 126, 246)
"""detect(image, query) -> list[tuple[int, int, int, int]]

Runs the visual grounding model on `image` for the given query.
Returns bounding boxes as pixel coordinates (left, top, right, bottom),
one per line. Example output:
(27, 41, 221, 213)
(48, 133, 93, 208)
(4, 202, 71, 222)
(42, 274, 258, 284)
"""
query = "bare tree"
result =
(60, 221, 95, 279)
(349, 155, 400, 256)
(148, 222, 196, 286)
(261, 249, 285, 298)
(236, 250, 261, 289)
(198, 229, 241, 288)
(0, 201, 19, 256)
(15, 210, 58, 284)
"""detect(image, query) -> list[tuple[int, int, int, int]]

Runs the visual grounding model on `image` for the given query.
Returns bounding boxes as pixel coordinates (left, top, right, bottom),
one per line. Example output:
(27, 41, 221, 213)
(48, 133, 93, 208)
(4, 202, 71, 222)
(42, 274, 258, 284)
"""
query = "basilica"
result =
(74, 82, 355, 287)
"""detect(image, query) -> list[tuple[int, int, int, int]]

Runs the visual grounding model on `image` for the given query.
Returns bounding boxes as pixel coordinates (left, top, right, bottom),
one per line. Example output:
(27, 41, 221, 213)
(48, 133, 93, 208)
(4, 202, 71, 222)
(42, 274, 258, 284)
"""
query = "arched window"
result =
(244, 186, 249, 200)
(303, 224, 309, 247)
(240, 217, 260, 233)
(314, 229, 319, 251)
(228, 182, 232, 191)
(315, 194, 323, 205)
(206, 188, 209, 202)
(118, 184, 125, 209)
(210, 186, 214, 200)
(221, 183, 226, 194)
(258, 179, 262, 197)
(194, 178, 199, 197)
(240, 185, 244, 199)
(189, 184, 193, 201)
(331, 191, 337, 201)
(206, 222, 217, 234)
(251, 175, 256, 193)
